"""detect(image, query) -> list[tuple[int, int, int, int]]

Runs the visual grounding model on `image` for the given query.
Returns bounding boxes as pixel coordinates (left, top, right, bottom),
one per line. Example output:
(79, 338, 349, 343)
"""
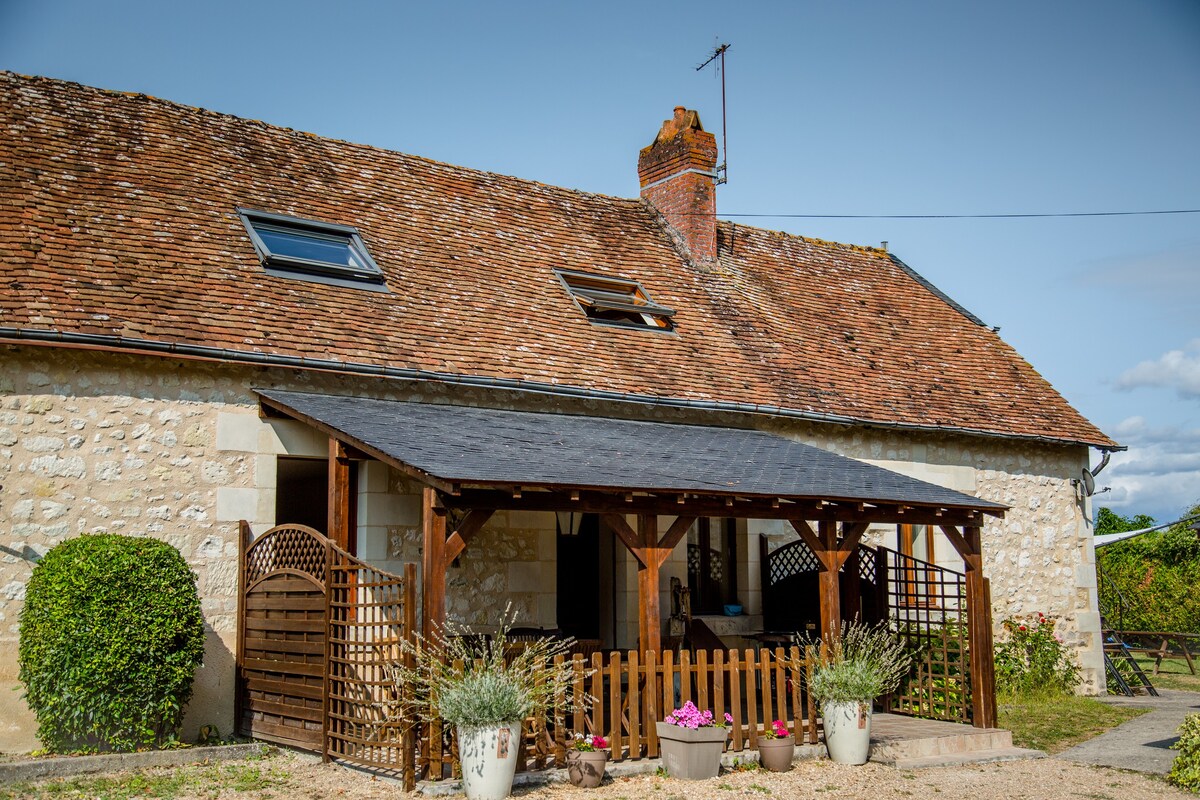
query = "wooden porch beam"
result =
(448, 488, 995, 526)
(327, 438, 352, 551)
(602, 513, 648, 568)
(831, 521, 870, 570)
(655, 516, 697, 566)
(443, 508, 496, 568)
(421, 486, 447, 641)
(939, 525, 976, 567)
(788, 519, 829, 567)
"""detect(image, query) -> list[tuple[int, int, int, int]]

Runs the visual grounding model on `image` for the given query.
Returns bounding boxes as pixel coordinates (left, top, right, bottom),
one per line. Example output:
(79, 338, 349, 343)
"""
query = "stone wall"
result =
(0, 344, 1102, 752)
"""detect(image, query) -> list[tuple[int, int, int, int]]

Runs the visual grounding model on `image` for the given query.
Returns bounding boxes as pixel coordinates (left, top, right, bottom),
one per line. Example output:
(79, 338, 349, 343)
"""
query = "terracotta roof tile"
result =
(0, 72, 1116, 448)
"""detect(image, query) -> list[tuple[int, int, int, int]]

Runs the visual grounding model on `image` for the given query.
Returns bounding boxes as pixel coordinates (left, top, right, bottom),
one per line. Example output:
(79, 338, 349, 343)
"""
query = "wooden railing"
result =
(420, 646, 819, 780)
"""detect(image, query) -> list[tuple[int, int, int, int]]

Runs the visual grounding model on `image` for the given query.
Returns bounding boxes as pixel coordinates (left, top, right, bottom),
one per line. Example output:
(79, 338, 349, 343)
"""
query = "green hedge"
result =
(18, 534, 206, 752)
(1097, 514, 1200, 634)
(1170, 713, 1200, 793)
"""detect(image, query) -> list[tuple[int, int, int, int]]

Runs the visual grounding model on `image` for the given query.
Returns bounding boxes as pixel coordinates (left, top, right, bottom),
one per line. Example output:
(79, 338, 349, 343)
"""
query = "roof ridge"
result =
(0, 70, 647, 214)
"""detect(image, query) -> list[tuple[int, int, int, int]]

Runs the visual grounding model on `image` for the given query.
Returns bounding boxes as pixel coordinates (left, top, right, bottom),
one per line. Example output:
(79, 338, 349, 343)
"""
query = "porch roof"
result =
(256, 389, 1006, 516)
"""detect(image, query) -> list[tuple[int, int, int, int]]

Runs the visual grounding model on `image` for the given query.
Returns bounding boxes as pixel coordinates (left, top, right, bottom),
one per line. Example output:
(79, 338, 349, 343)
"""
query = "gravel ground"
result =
(193, 751, 1189, 800)
(6, 750, 1190, 799)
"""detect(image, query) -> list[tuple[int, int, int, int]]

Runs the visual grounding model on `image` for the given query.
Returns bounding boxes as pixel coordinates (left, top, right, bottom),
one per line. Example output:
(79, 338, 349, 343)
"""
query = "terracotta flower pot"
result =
(566, 749, 608, 788)
(655, 722, 729, 780)
(757, 735, 795, 772)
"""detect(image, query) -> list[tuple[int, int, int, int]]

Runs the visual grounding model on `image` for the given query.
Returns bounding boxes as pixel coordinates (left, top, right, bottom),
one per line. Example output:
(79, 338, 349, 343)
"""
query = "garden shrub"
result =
(1169, 713, 1200, 793)
(18, 534, 205, 752)
(1096, 503, 1200, 634)
(994, 613, 1079, 696)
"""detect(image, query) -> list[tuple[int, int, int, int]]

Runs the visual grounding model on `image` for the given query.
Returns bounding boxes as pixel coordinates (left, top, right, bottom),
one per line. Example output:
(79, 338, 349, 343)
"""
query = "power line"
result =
(712, 208, 1200, 220)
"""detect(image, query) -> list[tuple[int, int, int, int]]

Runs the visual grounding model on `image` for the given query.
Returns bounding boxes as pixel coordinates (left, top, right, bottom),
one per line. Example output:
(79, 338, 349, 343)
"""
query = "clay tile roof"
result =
(0, 72, 1116, 449)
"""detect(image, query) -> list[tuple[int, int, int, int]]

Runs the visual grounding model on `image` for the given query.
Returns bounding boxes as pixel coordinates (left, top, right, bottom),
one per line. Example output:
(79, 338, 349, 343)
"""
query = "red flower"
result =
(1018, 625, 1027, 631)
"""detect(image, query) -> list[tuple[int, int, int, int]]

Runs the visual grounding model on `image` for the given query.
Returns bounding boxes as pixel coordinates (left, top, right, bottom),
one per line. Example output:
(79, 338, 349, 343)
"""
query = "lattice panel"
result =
(326, 553, 414, 781)
(687, 544, 700, 575)
(245, 525, 327, 585)
(765, 539, 821, 585)
(879, 546, 970, 723)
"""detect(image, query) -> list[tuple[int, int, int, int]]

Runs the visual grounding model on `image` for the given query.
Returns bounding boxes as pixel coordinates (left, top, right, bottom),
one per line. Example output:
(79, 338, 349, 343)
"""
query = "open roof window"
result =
(556, 269, 675, 331)
(238, 208, 388, 291)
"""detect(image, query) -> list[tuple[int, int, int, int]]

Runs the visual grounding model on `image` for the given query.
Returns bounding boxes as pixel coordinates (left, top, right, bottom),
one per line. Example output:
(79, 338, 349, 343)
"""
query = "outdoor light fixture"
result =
(556, 510, 583, 537)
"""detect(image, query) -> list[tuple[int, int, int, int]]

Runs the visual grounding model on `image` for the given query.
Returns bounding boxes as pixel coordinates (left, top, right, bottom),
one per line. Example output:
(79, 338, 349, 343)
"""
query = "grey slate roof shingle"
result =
(256, 389, 1006, 512)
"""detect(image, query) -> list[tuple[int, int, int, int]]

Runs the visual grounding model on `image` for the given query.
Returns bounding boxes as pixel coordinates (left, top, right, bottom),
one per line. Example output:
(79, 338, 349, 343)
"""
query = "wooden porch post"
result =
(817, 521, 842, 639)
(942, 524, 998, 729)
(421, 486, 447, 640)
(638, 514, 662, 655)
(327, 438, 352, 550)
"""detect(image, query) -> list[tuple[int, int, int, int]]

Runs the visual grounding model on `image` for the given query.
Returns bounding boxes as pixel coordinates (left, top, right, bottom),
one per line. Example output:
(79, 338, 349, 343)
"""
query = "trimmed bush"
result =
(18, 534, 205, 752)
(1169, 713, 1200, 793)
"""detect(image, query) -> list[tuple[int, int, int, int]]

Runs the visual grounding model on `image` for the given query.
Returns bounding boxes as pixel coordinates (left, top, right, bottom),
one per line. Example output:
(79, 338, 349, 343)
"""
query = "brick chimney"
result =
(638, 106, 719, 262)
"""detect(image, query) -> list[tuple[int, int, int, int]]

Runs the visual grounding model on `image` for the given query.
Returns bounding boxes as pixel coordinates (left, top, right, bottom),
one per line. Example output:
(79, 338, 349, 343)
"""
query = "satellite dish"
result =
(1081, 468, 1096, 497)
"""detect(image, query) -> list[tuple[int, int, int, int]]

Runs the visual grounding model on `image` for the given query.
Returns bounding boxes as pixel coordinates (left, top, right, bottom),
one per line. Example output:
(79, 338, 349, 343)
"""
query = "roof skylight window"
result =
(556, 269, 675, 330)
(238, 208, 388, 291)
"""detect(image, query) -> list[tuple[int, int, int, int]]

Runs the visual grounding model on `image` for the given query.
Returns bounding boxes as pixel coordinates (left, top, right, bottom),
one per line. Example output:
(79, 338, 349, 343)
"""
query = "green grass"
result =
(1132, 655, 1200, 693)
(998, 693, 1149, 754)
(0, 760, 288, 800)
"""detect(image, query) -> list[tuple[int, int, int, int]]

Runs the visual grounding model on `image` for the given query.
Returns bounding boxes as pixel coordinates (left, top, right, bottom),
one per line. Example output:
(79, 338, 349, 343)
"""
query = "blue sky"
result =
(2, 0, 1197, 522)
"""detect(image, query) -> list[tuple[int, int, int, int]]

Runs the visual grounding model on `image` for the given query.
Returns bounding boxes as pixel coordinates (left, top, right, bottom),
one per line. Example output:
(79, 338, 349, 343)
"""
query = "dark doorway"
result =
(556, 512, 600, 640)
(276, 457, 329, 533)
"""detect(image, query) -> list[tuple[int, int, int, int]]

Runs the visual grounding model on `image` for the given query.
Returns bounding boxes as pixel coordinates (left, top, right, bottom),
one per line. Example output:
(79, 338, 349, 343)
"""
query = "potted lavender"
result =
(655, 701, 731, 780)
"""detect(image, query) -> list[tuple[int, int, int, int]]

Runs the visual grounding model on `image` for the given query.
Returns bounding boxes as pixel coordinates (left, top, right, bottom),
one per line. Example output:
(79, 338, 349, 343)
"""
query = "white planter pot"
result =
(458, 721, 522, 800)
(822, 700, 872, 765)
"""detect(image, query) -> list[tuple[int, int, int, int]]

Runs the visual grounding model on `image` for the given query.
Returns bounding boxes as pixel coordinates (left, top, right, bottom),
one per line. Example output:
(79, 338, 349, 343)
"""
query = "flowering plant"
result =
(995, 612, 1078, 697)
(662, 701, 733, 729)
(570, 732, 609, 752)
(760, 719, 790, 740)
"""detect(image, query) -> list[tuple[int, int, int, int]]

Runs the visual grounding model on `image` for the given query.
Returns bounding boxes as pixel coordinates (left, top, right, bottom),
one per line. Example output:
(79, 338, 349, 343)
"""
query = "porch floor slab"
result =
(869, 713, 1043, 767)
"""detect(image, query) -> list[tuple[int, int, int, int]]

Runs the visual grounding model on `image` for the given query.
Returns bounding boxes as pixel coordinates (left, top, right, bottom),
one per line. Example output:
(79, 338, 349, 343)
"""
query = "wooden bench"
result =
(1115, 630, 1198, 675)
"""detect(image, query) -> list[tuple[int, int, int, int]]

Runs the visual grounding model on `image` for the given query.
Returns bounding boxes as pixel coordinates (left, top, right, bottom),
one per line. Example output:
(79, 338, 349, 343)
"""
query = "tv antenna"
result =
(696, 42, 730, 185)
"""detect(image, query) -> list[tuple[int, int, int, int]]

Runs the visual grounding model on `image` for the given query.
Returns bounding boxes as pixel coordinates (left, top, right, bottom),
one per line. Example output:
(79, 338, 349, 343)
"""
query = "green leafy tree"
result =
(1094, 507, 1155, 536)
(1097, 503, 1200, 634)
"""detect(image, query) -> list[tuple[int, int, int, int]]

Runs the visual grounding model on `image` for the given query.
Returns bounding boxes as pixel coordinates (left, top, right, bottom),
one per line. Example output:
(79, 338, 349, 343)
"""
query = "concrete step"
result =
(867, 713, 1018, 764)
(885, 746, 1046, 769)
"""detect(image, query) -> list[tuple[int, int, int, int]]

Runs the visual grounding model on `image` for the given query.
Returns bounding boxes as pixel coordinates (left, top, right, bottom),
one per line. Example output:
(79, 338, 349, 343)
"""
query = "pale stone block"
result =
(359, 460, 390, 494)
(256, 488, 276, 524)
(261, 419, 325, 457)
(1074, 565, 1097, 589)
(255, 454, 277, 490)
(537, 528, 556, 561)
(537, 561, 556, 593)
(215, 412, 259, 452)
(358, 526, 389, 561)
(508, 510, 555, 530)
(508, 561, 541, 593)
(537, 594, 557, 628)
(216, 487, 258, 522)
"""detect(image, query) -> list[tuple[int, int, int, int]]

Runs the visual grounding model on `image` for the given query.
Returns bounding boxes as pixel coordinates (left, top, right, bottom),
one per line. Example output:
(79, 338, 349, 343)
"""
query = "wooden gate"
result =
(236, 522, 417, 785)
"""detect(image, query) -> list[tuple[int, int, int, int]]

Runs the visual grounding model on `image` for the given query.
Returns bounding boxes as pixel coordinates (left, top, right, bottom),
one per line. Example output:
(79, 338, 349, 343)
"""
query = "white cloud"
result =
(1094, 416, 1200, 520)
(1115, 339, 1200, 399)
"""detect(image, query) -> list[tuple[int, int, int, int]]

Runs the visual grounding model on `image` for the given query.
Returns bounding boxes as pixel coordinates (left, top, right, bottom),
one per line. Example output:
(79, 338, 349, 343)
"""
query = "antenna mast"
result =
(696, 42, 730, 185)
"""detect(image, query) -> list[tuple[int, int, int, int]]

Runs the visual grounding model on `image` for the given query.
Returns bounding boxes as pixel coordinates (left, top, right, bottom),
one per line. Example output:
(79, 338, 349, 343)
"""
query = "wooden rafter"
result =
(446, 487, 994, 525)
(443, 508, 495, 567)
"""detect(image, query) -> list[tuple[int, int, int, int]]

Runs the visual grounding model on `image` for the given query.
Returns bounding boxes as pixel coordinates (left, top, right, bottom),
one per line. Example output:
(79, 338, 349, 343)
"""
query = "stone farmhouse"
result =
(0, 72, 1118, 749)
